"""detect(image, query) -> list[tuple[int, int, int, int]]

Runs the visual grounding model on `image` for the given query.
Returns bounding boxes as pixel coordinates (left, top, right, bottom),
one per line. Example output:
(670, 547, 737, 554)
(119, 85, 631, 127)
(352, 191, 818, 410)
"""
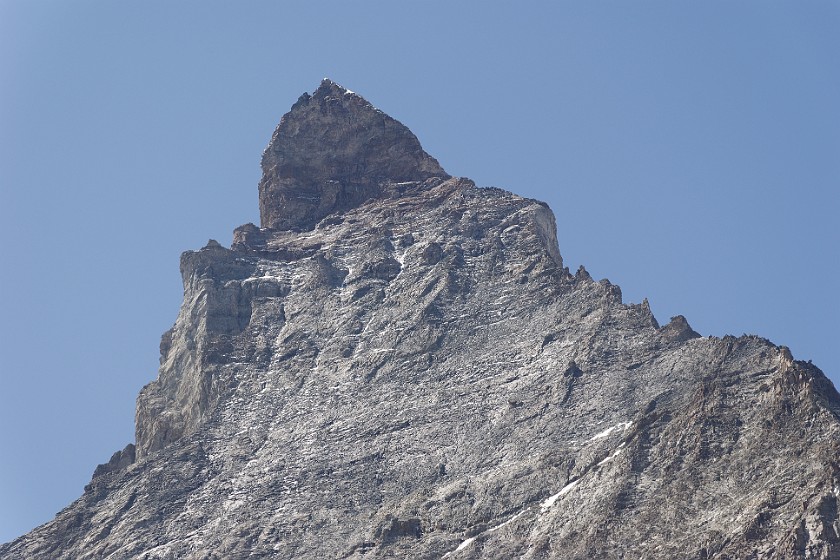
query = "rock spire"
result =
(258, 79, 449, 231)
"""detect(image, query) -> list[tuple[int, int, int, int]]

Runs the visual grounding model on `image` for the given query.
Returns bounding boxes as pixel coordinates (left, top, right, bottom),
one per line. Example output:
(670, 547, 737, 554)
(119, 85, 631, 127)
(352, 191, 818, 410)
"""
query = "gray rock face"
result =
(258, 79, 448, 231)
(3, 82, 840, 559)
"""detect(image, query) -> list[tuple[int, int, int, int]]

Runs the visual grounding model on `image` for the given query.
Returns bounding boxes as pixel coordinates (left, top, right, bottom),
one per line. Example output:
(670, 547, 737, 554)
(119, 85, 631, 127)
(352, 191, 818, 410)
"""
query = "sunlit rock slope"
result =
(3, 80, 839, 560)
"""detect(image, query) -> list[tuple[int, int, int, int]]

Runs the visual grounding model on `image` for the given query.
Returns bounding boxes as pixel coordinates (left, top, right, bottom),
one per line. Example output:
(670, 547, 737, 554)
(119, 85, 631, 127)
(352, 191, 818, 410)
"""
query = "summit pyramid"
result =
(3, 81, 839, 560)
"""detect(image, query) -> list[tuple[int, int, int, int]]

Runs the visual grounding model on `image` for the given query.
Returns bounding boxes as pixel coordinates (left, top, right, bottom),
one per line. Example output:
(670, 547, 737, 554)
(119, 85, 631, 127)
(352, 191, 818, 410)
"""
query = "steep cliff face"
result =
(3, 80, 840, 559)
(258, 78, 448, 231)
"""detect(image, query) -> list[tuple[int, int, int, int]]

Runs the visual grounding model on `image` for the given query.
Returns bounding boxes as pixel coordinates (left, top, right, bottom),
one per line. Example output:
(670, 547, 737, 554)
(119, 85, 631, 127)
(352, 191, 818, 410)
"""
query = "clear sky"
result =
(1, 0, 837, 544)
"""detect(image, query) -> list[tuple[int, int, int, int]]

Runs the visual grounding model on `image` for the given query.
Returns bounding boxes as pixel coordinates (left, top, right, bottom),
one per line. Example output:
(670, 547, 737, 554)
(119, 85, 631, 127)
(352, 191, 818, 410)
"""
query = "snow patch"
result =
(488, 511, 524, 532)
(442, 536, 476, 558)
(441, 511, 525, 558)
(541, 479, 579, 510)
(598, 447, 625, 466)
(243, 273, 284, 283)
(588, 421, 632, 441)
(454, 537, 476, 552)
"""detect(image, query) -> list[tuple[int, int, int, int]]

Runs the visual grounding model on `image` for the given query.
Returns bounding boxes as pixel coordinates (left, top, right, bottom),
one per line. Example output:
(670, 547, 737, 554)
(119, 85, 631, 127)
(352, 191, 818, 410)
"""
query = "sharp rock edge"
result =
(3, 80, 840, 560)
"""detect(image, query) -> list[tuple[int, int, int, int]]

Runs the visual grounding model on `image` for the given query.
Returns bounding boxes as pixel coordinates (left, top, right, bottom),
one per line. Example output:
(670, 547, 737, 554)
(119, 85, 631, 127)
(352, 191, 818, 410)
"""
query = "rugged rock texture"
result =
(258, 79, 448, 231)
(3, 81, 840, 559)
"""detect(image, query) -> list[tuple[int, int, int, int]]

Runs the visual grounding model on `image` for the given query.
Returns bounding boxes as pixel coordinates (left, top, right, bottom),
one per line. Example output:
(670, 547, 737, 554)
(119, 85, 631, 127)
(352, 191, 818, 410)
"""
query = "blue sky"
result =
(1, 1, 838, 544)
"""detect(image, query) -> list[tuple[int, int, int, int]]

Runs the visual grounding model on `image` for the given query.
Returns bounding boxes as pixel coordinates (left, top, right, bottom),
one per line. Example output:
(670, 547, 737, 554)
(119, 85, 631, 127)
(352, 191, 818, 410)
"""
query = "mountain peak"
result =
(314, 77, 354, 97)
(259, 81, 449, 231)
(5, 81, 839, 560)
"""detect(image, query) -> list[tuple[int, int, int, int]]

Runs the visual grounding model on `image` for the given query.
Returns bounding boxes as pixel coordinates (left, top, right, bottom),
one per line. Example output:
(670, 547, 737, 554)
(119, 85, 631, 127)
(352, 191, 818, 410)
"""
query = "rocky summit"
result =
(3, 80, 840, 560)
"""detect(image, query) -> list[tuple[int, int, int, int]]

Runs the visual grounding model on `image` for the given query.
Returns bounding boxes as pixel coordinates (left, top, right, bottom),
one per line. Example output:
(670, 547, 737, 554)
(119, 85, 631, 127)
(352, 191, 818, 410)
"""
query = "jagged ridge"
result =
(3, 81, 840, 560)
